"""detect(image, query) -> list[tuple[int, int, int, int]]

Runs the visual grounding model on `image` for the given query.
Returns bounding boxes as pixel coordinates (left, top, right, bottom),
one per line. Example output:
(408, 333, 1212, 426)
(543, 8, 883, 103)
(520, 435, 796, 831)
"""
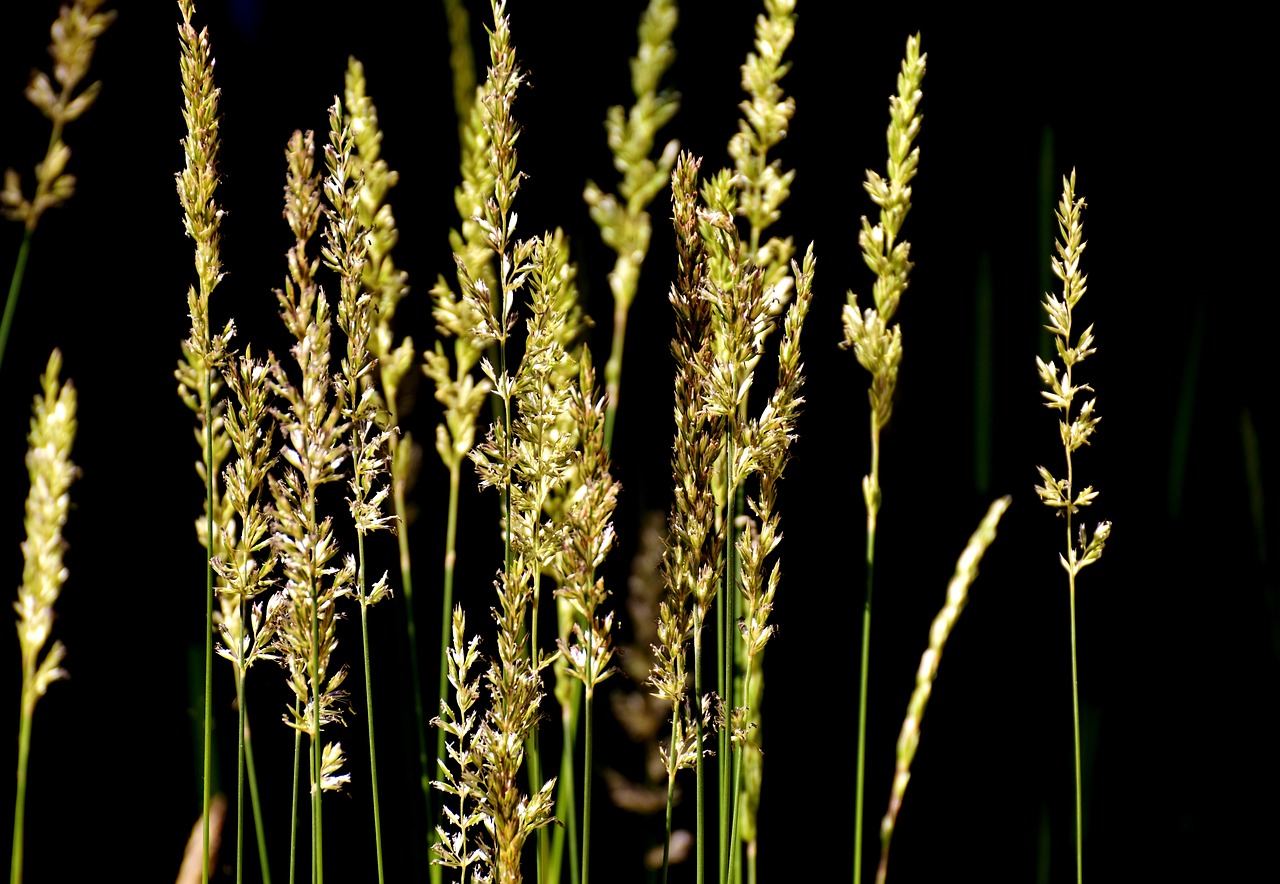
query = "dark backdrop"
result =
(0, 2, 1274, 882)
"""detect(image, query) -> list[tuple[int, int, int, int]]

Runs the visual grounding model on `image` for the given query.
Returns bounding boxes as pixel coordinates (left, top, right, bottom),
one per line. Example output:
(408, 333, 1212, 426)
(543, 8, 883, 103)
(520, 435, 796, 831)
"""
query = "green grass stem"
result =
(393, 480, 435, 883)
(853, 419, 881, 884)
(581, 680, 595, 884)
(9, 681, 33, 884)
(242, 698, 271, 884)
(431, 464, 460, 878)
(661, 714, 677, 884)
(694, 614, 705, 884)
(204, 368, 215, 884)
(549, 688, 581, 884)
(603, 302, 627, 452)
(237, 656, 246, 884)
(725, 663, 754, 884)
(1069, 570, 1082, 884)
(0, 230, 32, 376)
(310, 572, 323, 884)
(289, 700, 301, 884)
(357, 533, 386, 884)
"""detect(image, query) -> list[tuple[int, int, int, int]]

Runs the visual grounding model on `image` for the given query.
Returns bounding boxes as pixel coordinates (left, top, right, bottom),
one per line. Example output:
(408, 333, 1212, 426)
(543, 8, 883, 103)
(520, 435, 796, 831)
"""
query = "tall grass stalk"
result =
(289, 700, 301, 884)
(840, 34, 925, 884)
(426, 39, 494, 874)
(714, 5, 801, 872)
(658, 151, 721, 884)
(10, 352, 76, 884)
(583, 0, 679, 450)
(875, 496, 1012, 884)
(323, 89, 397, 883)
(174, 3, 235, 879)
(242, 707, 271, 884)
(212, 352, 281, 884)
(337, 59, 426, 876)
(0, 0, 113, 376)
(1034, 171, 1112, 884)
(271, 129, 356, 884)
(555, 351, 622, 884)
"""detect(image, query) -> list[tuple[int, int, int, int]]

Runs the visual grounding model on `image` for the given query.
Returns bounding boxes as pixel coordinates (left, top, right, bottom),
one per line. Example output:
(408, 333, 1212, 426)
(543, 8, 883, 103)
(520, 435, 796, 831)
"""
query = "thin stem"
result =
(290, 700, 301, 884)
(237, 660, 247, 884)
(581, 642, 595, 884)
(725, 663, 753, 884)
(10, 696, 32, 884)
(0, 230, 33, 376)
(395, 481, 435, 884)
(529, 541, 547, 883)
(309, 734, 318, 884)
(1069, 556, 1083, 884)
(568, 684, 582, 884)
(719, 435, 736, 884)
(358, 533, 386, 884)
(661, 713, 677, 884)
(204, 368, 215, 884)
(550, 684, 581, 884)
(696, 619, 706, 884)
(311, 573, 323, 884)
(603, 301, 628, 452)
(853, 420, 881, 884)
(243, 696, 272, 884)
(430, 464, 460, 882)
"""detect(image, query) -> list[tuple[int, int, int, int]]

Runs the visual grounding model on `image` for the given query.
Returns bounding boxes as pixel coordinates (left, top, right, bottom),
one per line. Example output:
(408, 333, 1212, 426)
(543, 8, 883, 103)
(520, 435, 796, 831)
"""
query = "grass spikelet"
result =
(875, 496, 1012, 884)
(10, 349, 77, 884)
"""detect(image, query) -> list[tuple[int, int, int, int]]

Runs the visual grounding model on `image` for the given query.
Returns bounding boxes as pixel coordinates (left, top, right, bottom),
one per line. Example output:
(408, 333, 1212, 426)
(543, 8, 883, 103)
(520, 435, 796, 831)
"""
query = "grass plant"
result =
(0, 2, 1160, 882)
(839, 35, 925, 884)
(173, 3, 234, 878)
(1034, 171, 1112, 884)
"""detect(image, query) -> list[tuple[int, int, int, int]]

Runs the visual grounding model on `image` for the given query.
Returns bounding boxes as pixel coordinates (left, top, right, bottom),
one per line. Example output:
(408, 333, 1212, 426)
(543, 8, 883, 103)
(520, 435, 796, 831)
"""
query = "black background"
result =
(0, 2, 1275, 882)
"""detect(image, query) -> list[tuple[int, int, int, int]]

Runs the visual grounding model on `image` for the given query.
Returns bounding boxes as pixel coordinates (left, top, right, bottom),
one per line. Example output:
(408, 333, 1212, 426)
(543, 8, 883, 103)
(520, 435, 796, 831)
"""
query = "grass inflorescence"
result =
(1, 2, 1162, 882)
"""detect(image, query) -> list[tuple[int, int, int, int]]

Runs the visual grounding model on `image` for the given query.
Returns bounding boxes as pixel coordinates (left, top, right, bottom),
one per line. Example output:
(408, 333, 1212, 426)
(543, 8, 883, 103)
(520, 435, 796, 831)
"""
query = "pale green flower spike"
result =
(876, 496, 1012, 884)
(841, 33, 926, 884)
(1035, 170, 1111, 884)
(11, 349, 78, 884)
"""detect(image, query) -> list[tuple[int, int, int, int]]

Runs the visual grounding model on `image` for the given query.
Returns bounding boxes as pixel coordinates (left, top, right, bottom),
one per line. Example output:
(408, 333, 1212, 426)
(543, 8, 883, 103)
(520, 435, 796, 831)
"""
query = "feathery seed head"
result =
(1035, 171, 1111, 575)
(15, 351, 78, 711)
(2, 0, 114, 230)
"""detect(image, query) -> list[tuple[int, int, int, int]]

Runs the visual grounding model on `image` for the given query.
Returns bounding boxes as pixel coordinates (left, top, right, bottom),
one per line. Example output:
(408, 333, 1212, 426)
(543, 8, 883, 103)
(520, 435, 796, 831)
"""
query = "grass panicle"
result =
(173, 3, 235, 880)
(874, 496, 1012, 884)
(0, 6, 1148, 883)
(839, 33, 925, 884)
(554, 349, 623, 884)
(1034, 171, 1112, 884)
(269, 129, 356, 884)
(322, 90, 396, 884)
(430, 606, 486, 883)
(583, 0, 681, 449)
(1, 0, 114, 374)
(212, 350, 283, 884)
(10, 350, 77, 884)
